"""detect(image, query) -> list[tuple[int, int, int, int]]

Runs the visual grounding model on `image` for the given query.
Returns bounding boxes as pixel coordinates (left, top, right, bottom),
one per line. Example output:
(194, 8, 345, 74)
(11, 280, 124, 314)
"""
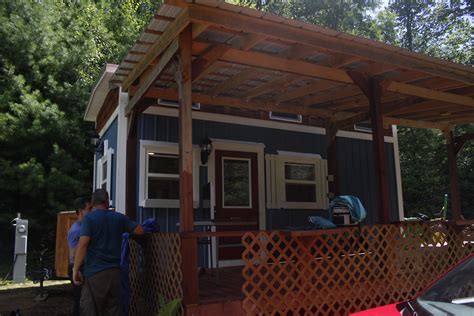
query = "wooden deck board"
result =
(198, 266, 244, 303)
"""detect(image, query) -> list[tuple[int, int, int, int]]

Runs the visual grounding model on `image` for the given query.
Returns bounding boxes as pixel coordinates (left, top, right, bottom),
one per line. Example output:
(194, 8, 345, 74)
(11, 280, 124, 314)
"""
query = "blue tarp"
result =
(121, 218, 159, 316)
(328, 195, 367, 223)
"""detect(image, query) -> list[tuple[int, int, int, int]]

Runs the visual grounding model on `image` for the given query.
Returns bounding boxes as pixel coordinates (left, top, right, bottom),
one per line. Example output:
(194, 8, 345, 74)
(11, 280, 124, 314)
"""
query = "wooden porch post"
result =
(369, 78, 391, 223)
(178, 25, 199, 306)
(445, 130, 462, 221)
(326, 124, 339, 198)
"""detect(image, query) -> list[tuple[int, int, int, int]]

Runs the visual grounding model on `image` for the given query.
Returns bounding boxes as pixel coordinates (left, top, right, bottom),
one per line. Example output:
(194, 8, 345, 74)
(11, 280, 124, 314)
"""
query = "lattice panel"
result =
(129, 233, 183, 316)
(242, 223, 474, 315)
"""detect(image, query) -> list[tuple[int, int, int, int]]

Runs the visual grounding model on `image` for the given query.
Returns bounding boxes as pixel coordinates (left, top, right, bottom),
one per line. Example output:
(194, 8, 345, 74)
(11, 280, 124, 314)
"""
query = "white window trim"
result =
(269, 111, 303, 123)
(267, 152, 328, 210)
(139, 140, 200, 208)
(96, 140, 114, 206)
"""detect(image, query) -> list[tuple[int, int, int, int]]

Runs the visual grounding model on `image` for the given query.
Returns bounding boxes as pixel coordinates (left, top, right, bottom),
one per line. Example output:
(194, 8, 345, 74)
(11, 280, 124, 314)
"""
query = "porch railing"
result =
(241, 223, 474, 315)
(129, 233, 183, 315)
(128, 223, 473, 315)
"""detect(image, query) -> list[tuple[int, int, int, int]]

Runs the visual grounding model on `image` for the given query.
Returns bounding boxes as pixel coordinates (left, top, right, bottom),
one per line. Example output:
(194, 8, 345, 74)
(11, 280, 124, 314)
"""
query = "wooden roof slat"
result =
(125, 39, 179, 116)
(209, 67, 266, 96)
(133, 86, 358, 120)
(382, 80, 474, 107)
(275, 80, 339, 103)
(240, 74, 298, 99)
(188, 3, 474, 84)
(123, 8, 190, 90)
(192, 44, 230, 82)
(383, 116, 449, 129)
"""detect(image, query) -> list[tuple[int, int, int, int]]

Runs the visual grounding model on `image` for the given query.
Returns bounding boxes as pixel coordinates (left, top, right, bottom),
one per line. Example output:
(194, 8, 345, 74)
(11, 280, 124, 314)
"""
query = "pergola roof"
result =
(112, 0, 474, 130)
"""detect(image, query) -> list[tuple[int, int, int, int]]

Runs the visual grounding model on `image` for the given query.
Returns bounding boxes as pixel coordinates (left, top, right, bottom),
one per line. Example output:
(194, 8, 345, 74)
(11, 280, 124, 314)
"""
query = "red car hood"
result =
(349, 303, 400, 316)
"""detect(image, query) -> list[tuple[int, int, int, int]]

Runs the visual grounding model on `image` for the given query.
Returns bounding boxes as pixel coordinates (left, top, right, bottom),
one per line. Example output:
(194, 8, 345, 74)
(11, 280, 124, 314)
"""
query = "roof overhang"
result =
(110, 0, 474, 130)
(84, 64, 119, 122)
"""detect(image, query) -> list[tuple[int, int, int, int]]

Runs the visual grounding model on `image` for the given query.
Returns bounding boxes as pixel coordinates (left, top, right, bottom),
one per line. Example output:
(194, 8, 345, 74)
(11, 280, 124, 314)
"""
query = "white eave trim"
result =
(84, 63, 119, 122)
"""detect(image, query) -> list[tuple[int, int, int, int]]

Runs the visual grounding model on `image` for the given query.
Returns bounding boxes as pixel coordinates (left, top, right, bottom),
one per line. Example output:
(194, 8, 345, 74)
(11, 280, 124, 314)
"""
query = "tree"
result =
(0, 0, 161, 273)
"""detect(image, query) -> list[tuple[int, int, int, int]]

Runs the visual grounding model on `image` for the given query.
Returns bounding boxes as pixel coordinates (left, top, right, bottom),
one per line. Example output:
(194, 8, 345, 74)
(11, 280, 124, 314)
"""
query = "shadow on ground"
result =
(0, 283, 72, 316)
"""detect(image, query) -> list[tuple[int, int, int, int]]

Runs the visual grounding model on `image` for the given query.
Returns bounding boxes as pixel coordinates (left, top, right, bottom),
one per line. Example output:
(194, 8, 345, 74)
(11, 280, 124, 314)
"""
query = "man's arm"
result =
(72, 236, 90, 285)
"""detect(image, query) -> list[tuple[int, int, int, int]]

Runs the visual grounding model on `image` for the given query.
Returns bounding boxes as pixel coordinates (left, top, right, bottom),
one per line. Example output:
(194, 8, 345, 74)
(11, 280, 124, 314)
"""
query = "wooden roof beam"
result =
(133, 87, 357, 120)
(274, 80, 338, 103)
(192, 44, 230, 82)
(382, 80, 474, 107)
(240, 74, 298, 99)
(125, 39, 179, 116)
(209, 67, 265, 96)
(192, 32, 265, 83)
(383, 116, 449, 130)
(188, 3, 474, 84)
(123, 8, 190, 91)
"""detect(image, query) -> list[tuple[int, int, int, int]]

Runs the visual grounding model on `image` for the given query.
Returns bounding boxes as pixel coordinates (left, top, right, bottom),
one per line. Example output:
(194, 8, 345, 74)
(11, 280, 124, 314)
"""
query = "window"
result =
(222, 158, 251, 208)
(269, 111, 302, 123)
(147, 154, 180, 200)
(139, 141, 199, 208)
(354, 121, 372, 133)
(96, 140, 114, 204)
(266, 152, 328, 209)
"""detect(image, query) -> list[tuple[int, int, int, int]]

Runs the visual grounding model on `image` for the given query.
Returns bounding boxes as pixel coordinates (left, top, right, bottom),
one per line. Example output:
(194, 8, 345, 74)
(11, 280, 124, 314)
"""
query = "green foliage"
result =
(0, 0, 161, 271)
(157, 296, 181, 316)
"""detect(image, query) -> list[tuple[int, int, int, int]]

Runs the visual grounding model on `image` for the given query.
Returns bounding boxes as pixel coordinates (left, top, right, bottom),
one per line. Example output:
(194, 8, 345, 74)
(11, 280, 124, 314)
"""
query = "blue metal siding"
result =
(138, 113, 400, 229)
(96, 117, 118, 207)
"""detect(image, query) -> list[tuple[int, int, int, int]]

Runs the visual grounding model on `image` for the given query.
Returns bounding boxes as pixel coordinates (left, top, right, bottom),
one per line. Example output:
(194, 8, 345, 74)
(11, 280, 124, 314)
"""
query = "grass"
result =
(0, 280, 70, 291)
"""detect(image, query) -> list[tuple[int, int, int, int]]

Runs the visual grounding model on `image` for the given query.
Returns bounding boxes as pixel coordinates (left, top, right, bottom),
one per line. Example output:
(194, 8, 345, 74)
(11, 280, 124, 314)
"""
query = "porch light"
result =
(200, 137, 212, 165)
(90, 132, 103, 153)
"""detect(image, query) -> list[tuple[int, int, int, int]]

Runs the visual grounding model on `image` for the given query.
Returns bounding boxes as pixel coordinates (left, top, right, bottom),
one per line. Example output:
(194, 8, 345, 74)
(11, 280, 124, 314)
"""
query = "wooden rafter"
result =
(240, 74, 298, 100)
(123, 8, 190, 90)
(209, 67, 265, 96)
(274, 80, 338, 103)
(131, 86, 356, 120)
(383, 116, 449, 129)
(125, 39, 179, 116)
(382, 80, 474, 107)
(454, 133, 474, 155)
(187, 3, 474, 84)
(192, 44, 230, 82)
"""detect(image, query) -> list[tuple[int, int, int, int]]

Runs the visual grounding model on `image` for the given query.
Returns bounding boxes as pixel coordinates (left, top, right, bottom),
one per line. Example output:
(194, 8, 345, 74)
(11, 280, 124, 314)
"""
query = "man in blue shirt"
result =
(73, 189, 144, 316)
(68, 196, 91, 316)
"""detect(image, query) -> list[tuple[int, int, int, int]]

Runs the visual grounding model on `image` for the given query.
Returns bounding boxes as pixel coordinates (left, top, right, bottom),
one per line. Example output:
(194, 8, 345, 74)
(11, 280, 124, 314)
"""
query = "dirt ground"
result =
(0, 281, 73, 316)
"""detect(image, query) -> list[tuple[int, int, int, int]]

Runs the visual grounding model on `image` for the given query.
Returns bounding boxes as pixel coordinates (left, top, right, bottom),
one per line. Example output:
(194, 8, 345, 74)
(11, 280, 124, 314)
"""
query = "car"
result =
(350, 253, 474, 316)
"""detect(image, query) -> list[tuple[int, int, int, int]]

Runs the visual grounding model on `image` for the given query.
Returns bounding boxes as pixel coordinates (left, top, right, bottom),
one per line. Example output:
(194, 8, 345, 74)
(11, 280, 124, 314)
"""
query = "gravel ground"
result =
(0, 281, 73, 316)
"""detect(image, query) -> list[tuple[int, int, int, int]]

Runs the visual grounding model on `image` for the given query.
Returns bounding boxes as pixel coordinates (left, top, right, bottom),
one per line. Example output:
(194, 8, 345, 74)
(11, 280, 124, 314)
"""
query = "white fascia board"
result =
(84, 63, 119, 122)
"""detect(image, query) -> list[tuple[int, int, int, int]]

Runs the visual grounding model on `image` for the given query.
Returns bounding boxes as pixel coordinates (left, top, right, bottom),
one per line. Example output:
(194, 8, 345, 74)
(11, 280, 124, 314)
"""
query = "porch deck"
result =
(129, 223, 474, 315)
(199, 267, 244, 303)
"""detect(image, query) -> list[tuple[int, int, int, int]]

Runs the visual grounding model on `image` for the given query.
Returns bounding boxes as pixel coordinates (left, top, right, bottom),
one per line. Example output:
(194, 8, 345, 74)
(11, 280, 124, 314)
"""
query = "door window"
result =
(222, 158, 251, 208)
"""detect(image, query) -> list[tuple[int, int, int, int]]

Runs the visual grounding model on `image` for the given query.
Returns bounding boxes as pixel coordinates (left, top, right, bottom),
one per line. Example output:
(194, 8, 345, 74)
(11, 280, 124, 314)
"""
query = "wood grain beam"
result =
(240, 74, 298, 99)
(210, 68, 265, 96)
(123, 8, 189, 90)
(383, 116, 449, 129)
(188, 3, 474, 84)
(125, 39, 179, 116)
(274, 80, 338, 103)
(369, 79, 391, 224)
(382, 80, 474, 107)
(191, 44, 230, 82)
(133, 87, 356, 120)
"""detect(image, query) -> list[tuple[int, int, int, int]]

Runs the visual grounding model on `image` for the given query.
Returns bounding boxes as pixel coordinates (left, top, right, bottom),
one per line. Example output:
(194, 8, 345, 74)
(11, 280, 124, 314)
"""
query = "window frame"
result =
(139, 140, 200, 208)
(96, 140, 114, 205)
(269, 111, 303, 123)
(267, 152, 328, 210)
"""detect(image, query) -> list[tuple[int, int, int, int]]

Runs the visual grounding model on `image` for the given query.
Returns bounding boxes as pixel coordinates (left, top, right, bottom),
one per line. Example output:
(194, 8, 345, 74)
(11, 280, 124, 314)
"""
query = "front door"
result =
(215, 150, 259, 261)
